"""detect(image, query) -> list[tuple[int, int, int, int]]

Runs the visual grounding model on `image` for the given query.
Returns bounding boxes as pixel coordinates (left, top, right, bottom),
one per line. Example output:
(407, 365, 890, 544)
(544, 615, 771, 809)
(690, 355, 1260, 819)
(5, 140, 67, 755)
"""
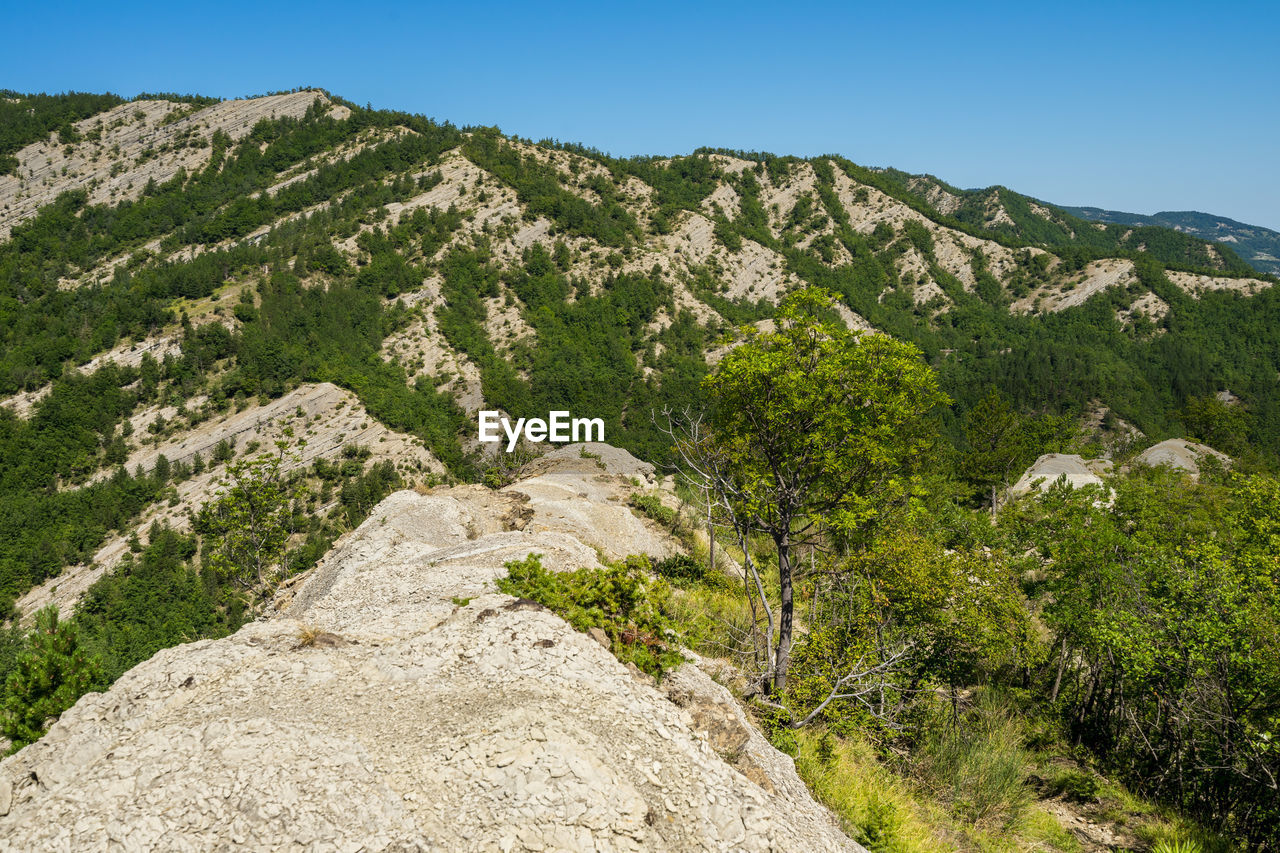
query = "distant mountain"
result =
(841, 168, 1260, 276)
(1060, 206, 1280, 275)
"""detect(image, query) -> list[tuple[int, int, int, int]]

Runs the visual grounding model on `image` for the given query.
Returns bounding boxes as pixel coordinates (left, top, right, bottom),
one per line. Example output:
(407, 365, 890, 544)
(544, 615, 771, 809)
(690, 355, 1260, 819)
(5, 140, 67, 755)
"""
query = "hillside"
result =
(1060, 206, 1280, 275)
(2, 89, 1278, 850)
(4, 85, 1279, 621)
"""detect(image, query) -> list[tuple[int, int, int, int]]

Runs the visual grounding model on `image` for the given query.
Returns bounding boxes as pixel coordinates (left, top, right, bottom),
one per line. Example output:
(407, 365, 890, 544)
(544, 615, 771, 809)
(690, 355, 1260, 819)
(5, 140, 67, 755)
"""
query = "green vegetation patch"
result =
(496, 553, 685, 678)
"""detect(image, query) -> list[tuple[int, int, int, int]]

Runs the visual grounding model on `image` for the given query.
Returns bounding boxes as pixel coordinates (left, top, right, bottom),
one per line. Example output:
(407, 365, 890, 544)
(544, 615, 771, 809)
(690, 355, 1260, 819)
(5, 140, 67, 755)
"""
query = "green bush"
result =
(1051, 768, 1101, 803)
(496, 554, 685, 678)
(652, 554, 705, 586)
(2, 606, 105, 752)
(628, 492, 677, 527)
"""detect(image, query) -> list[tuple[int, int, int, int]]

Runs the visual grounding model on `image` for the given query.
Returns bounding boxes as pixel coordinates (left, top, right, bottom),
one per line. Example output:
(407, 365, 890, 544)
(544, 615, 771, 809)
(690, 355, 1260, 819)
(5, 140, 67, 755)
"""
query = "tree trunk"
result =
(706, 489, 715, 574)
(1051, 635, 1068, 702)
(772, 534, 794, 694)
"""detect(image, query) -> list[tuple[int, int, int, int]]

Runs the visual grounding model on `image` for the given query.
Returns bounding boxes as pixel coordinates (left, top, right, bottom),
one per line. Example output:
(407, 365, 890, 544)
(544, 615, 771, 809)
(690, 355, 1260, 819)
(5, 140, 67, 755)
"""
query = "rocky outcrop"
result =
(1132, 438, 1230, 480)
(0, 444, 862, 852)
(1008, 453, 1112, 499)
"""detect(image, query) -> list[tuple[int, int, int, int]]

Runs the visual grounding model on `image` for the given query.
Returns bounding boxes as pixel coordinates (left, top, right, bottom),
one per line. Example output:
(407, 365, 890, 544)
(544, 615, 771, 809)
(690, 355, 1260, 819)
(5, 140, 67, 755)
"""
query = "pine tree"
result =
(1, 606, 104, 752)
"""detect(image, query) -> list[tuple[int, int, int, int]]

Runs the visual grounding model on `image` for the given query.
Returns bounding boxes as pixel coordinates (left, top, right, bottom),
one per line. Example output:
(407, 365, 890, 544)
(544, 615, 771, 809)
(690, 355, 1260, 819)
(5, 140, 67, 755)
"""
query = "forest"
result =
(1, 90, 1278, 849)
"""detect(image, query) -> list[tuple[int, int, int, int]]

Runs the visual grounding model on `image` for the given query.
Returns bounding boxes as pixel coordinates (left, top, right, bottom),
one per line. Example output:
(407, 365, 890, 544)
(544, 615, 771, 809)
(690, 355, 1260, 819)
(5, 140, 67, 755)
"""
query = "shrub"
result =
(1051, 768, 1101, 803)
(652, 554, 705, 586)
(1, 607, 105, 752)
(628, 492, 676, 527)
(497, 554, 685, 678)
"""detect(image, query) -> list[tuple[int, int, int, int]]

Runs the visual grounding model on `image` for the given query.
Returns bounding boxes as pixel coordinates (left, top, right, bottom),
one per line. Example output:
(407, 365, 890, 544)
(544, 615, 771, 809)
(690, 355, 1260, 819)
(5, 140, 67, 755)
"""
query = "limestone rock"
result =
(1008, 453, 1112, 498)
(1132, 438, 1230, 481)
(589, 627, 612, 649)
(0, 445, 863, 852)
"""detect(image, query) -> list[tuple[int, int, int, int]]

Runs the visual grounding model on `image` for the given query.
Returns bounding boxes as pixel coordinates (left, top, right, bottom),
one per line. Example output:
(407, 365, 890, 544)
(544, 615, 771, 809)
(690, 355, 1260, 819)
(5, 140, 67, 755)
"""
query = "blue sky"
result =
(5, 1, 1278, 228)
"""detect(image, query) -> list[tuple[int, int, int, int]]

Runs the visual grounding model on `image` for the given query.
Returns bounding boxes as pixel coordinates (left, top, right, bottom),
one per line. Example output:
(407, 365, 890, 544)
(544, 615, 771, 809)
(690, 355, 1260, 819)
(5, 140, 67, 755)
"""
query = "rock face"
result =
(0, 92, 334, 239)
(17, 381, 443, 621)
(1132, 438, 1230, 480)
(1008, 453, 1113, 498)
(0, 444, 862, 852)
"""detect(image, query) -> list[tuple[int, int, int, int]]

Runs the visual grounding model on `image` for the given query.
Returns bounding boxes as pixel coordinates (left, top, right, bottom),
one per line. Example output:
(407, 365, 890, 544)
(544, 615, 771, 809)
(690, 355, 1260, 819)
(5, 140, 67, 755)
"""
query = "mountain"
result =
(2, 88, 1278, 619)
(1059, 205, 1280, 275)
(2, 89, 1277, 849)
(841, 168, 1262, 276)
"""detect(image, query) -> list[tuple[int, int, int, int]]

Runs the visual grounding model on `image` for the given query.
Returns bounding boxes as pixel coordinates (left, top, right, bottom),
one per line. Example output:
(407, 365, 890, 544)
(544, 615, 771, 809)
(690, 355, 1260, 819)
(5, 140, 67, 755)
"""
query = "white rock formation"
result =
(0, 444, 862, 852)
(0, 92, 335, 240)
(1132, 438, 1230, 480)
(1008, 453, 1113, 498)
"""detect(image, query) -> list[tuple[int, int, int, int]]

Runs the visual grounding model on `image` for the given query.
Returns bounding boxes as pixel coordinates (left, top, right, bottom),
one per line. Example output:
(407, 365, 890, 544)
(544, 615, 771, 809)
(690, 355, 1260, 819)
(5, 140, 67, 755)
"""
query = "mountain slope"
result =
(1, 89, 1274, 852)
(827, 166, 1260, 275)
(1060, 206, 1280, 275)
(2, 88, 1279, 622)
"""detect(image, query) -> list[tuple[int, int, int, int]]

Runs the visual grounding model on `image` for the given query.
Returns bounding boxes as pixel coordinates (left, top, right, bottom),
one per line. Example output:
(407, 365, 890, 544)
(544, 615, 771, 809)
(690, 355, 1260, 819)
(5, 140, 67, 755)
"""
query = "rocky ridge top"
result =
(0, 443, 863, 852)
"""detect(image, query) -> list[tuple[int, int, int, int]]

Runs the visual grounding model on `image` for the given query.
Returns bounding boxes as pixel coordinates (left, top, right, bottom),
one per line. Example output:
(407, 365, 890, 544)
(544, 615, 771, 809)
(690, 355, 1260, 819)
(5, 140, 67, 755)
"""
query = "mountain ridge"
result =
(4, 88, 1280, 619)
(0, 444, 865, 852)
(1058, 205, 1280, 275)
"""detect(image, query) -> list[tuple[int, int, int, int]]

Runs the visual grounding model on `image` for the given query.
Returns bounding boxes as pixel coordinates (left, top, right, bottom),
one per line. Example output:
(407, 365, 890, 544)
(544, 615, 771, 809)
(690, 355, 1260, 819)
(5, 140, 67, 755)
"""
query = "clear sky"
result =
(5, 0, 1278, 229)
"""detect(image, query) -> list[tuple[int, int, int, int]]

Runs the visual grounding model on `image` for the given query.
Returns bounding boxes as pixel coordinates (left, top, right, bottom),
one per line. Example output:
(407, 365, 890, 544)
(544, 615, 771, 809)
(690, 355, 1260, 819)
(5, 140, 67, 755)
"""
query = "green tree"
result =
(1181, 394, 1250, 458)
(962, 389, 1030, 512)
(152, 453, 171, 483)
(212, 438, 234, 463)
(195, 438, 305, 590)
(698, 287, 947, 693)
(1006, 469, 1280, 845)
(1, 606, 104, 752)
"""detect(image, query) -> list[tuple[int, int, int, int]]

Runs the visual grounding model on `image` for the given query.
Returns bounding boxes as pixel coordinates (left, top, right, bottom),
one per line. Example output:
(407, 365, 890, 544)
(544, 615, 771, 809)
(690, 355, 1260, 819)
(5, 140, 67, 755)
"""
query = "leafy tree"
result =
(195, 438, 305, 590)
(1180, 393, 1250, 458)
(696, 287, 947, 693)
(1, 606, 104, 752)
(1006, 469, 1280, 845)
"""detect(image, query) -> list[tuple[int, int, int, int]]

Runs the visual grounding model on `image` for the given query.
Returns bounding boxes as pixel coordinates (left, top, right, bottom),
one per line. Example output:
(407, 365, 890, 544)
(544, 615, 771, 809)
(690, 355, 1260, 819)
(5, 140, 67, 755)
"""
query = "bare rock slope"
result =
(1131, 438, 1230, 480)
(0, 92, 332, 239)
(0, 444, 862, 853)
(1008, 453, 1113, 498)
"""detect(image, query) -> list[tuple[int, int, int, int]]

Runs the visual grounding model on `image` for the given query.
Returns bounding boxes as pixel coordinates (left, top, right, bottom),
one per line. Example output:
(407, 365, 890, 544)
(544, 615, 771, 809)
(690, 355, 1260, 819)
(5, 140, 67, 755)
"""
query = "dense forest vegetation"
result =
(1, 90, 1278, 848)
